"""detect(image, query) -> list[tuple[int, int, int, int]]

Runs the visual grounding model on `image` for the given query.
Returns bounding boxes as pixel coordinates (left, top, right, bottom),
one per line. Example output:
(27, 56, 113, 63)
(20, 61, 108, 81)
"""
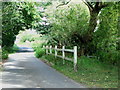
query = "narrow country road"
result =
(2, 47, 86, 88)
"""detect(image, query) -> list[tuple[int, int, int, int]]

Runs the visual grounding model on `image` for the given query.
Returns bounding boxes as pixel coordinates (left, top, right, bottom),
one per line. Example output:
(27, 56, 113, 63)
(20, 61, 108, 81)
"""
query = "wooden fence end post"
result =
(74, 46, 77, 72)
(62, 46, 65, 64)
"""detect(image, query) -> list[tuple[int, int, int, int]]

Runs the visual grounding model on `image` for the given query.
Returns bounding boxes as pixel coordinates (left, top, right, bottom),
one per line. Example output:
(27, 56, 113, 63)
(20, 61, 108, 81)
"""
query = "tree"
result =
(34, 1, 52, 34)
(45, 1, 118, 64)
(2, 2, 40, 47)
(92, 2, 119, 65)
(53, 0, 109, 55)
(76, 0, 108, 55)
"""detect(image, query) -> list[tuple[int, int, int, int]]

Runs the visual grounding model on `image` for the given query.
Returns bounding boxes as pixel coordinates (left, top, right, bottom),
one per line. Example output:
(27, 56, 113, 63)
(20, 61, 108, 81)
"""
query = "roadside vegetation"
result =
(41, 55, 118, 88)
(30, 42, 118, 88)
(2, 2, 40, 60)
(1, 45, 19, 71)
(2, 44, 19, 60)
(31, 1, 118, 88)
(2, 0, 119, 88)
(0, 49, 2, 71)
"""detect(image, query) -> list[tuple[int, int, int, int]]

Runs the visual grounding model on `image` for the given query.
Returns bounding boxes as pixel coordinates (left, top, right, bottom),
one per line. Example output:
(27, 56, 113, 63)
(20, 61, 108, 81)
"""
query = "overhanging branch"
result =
(82, 0, 94, 11)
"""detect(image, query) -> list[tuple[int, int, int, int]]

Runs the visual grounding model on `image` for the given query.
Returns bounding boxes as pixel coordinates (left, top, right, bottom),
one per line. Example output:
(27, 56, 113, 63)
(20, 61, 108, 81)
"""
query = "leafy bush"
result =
(31, 35, 48, 51)
(2, 44, 19, 53)
(2, 44, 19, 60)
(32, 42, 47, 51)
(12, 44, 19, 52)
(2, 49, 8, 60)
(20, 34, 35, 43)
(47, 4, 89, 47)
(96, 51, 119, 65)
(35, 48, 45, 58)
(91, 4, 118, 65)
(32, 43, 43, 51)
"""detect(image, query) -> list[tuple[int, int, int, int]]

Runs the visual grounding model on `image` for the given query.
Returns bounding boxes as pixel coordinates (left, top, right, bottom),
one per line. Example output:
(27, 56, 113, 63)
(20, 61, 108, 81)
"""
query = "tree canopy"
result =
(2, 2, 40, 47)
(2, 1, 119, 65)
(40, 1, 119, 65)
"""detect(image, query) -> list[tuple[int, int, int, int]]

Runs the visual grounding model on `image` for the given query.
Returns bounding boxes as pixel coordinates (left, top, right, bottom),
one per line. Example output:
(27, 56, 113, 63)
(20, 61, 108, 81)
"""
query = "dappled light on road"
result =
(2, 52, 85, 88)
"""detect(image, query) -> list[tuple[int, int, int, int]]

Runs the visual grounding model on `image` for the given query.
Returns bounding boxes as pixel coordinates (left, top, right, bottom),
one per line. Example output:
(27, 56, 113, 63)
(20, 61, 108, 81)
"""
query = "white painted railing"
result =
(43, 45, 77, 71)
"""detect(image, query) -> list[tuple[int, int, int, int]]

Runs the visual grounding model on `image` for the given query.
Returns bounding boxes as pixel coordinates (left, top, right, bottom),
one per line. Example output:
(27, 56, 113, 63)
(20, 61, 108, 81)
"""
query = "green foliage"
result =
(0, 3, 1, 46)
(37, 1, 52, 9)
(0, 49, 2, 62)
(32, 37, 47, 58)
(2, 49, 8, 60)
(47, 4, 89, 48)
(2, 2, 41, 47)
(31, 35, 48, 50)
(36, 23, 51, 34)
(35, 48, 45, 58)
(41, 54, 118, 88)
(2, 44, 19, 54)
(2, 44, 19, 60)
(32, 43, 44, 51)
(92, 3, 119, 65)
(20, 34, 35, 43)
(12, 44, 19, 52)
(33, 2, 52, 34)
(96, 51, 119, 65)
(44, 2, 118, 65)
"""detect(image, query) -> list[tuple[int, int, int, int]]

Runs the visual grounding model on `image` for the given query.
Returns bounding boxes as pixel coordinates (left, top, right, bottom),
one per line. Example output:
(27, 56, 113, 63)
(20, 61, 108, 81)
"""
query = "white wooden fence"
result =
(43, 45, 77, 71)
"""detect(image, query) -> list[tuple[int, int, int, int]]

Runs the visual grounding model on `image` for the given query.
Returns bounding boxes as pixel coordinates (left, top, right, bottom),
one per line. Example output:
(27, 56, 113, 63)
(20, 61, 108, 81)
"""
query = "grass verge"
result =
(40, 54, 118, 88)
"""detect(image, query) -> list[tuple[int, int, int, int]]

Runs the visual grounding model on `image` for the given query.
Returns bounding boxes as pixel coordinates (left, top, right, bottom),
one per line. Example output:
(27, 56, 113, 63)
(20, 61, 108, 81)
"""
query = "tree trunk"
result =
(88, 11, 99, 34)
(81, 10, 100, 55)
(84, 10, 99, 42)
(79, 2, 108, 55)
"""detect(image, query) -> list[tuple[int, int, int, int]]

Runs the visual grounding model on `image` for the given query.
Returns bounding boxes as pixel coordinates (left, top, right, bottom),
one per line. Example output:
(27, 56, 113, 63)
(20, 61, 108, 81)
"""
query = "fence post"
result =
(62, 46, 65, 64)
(50, 46, 52, 54)
(46, 46, 48, 54)
(74, 46, 77, 72)
(55, 46, 57, 58)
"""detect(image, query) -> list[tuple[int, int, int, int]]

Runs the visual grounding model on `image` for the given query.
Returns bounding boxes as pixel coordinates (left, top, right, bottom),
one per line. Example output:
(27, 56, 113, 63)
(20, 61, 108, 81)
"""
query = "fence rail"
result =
(43, 45, 77, 71)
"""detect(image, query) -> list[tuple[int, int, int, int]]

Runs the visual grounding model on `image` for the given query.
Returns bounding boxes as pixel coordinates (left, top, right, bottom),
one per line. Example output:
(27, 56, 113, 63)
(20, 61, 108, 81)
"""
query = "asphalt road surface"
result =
(1, 47, 86, 88)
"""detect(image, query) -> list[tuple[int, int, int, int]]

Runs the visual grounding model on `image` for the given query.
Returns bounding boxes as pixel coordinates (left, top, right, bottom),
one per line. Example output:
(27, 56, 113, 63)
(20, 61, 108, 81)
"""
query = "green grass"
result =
(41, 55, 118, 88)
